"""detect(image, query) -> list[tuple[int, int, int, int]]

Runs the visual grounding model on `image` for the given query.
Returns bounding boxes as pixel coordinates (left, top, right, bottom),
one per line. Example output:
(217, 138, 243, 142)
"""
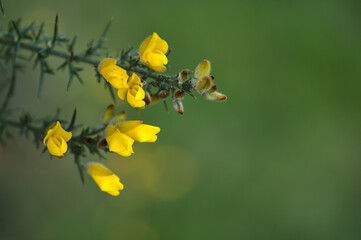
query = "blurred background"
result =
(1, 0, 361, 239)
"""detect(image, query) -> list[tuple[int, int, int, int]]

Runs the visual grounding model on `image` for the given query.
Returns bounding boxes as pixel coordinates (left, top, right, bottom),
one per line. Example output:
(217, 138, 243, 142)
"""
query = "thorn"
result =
(51, 14, 58, 46)
(0, 0, 4, 15)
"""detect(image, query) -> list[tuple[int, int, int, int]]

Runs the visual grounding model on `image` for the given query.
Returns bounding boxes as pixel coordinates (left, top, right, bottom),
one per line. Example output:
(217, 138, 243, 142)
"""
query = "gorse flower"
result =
(43, 121, 72, 157)
(85, 162, 124, 196)
(139, 32, 168, 72)
(105, 125, 134, 157)
(194, 60, 227, 102)
(97, 58, 128, 89)
(98, 59, 146, 108)
(105, 120, 160, 157)
(117, 73, 146, 108)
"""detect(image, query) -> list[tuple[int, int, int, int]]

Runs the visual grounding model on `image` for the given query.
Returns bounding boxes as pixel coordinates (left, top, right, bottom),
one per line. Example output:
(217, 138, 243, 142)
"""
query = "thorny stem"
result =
(7, 120, 41, 132)
(0, 37, 178, 82)
(6, 118, 106, 148)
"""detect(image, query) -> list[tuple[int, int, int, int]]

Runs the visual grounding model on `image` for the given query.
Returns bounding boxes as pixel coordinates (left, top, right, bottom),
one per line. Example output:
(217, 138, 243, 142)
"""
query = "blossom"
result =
(98, 58, 128, 89)
(105, 125, 134, 157)
(105, 121, 160, 157)
(85, 162, 124, 196)
(43, 121, 72, 157)
(117, 73, 146, 108)
(139, 32, 168, 72)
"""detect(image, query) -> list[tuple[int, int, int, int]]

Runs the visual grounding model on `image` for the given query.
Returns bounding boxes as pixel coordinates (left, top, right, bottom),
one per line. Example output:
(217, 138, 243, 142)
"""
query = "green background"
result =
(1, 0, 361, 239)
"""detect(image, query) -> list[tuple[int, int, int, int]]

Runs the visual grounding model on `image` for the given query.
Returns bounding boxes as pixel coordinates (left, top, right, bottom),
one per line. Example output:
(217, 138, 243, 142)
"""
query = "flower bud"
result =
(111, 111, 127, 125)
(143, 91, 152, 105)
(173, 89, 185, 101)
(178, 69, 189, 84)
(85, 137, 94, 144)
(195, 59, 211, 79)
(195, 76, 213, 93)
(158, 90, 169, 100)
(97, 138, 108, 148)
(203, 91, 227, 102)
(173, 100, 184, 115)
(102, 104, 115, 124)
(150, 94, 160, 105)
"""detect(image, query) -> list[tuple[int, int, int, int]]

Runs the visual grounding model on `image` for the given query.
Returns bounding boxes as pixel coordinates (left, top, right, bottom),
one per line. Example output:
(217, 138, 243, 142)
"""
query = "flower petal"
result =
(150, 32, 168, 54)
(117, 88, 128, 100)
(121, 123, 160, 143)
(46, 136, 67, 157)
(100, 65, 129, 89)
(148, 64, 166, 72)
(116, 120, 143, 132)
(139, 35, 152, 57)
(127, 73, 143, 87)
(127, 90, 146, 108)
(97, 58, 117, 72)
(145, 50, 168, 67)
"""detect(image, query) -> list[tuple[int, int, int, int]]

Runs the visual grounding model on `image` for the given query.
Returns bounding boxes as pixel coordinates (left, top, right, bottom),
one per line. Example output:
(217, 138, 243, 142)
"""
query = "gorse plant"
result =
(0, 15, 227, 196)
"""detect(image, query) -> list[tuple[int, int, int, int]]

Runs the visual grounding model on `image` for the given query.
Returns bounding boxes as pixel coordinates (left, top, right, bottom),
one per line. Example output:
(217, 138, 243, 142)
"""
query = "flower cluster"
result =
(97, 33, 226, 116)
(42, 104, 160, 196)
(102, 104, 160, 157)
(98, 58, 146, 108)
(191, 60, 227, 102)
(37, 31, 226, 197)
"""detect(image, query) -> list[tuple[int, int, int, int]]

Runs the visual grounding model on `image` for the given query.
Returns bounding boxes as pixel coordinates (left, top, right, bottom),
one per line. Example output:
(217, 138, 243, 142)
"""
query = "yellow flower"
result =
(139, 32, 168, 72)
(105, 125, 135, 157)
(117, 73, 146, 108)
(98, 58, 128, 89)
(85, 162, 124, 196)
(43, 121, 72, 157)
(105, 120, 160, 157)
